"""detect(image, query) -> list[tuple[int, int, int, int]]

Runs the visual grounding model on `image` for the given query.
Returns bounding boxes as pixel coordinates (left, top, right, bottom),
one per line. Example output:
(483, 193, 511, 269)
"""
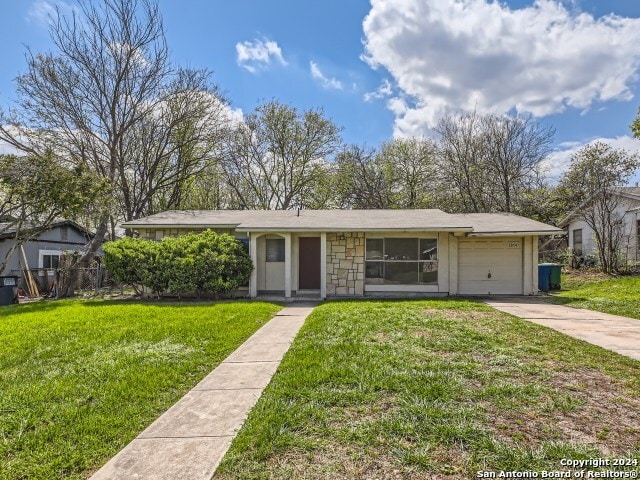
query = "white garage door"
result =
(458, 238, 523, 295)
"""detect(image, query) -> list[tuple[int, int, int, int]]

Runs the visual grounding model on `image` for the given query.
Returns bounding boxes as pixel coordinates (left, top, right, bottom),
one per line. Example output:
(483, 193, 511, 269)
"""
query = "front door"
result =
(298, 237, 321, 290)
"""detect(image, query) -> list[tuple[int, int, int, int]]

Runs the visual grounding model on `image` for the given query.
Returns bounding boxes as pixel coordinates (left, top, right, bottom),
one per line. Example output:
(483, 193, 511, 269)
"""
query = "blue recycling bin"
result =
(538, 263, 553, 292)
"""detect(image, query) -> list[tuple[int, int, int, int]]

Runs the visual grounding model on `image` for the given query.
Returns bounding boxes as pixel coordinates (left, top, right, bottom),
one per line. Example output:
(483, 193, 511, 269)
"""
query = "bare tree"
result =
(334, 145, 396, 209)
(378, 138, 438, 208)
(435, 111, 553, 214)
(559, 142, 639, 273)
(482, 114, 553, 213)
(436, 111, 493, 212)
(117, 69, 230, 220)
(0, 0, 224, 295)
(220, 101, 341, 210)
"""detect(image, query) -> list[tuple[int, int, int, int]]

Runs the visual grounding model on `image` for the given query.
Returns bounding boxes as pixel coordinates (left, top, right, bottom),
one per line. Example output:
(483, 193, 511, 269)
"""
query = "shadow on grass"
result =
(321, 296, 488, 308)
(1, 297, 282, 316)
(545, 294, 589, 306)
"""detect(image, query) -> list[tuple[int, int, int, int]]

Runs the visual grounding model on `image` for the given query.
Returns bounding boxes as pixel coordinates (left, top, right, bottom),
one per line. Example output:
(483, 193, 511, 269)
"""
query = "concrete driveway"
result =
(484, 297, 640, 361)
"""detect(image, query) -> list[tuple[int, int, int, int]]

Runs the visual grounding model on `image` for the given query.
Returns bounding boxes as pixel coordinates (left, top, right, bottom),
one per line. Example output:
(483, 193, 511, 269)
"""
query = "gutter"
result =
(467, 230, 564, 237)
(120, 223, 241, 229)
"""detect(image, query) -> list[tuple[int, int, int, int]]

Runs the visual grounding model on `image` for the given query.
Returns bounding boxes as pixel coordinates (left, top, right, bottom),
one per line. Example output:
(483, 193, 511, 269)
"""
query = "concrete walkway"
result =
(90, 303, 318, 480)
(484, 297, 640, 361)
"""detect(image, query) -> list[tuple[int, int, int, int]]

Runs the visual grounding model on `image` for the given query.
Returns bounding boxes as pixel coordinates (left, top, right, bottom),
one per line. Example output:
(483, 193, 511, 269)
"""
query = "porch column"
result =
(532, 235, 539, 295)
(448, 234, 459, 295)
(523, 236, 532, 295)
(284, 232, 292, 299)
(249, 232, 258, 298)
(320, 232, 327, 299)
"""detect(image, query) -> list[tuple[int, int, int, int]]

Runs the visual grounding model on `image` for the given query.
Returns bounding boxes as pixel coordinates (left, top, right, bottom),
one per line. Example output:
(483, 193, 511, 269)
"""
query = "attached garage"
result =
(458, 237, 523, 295)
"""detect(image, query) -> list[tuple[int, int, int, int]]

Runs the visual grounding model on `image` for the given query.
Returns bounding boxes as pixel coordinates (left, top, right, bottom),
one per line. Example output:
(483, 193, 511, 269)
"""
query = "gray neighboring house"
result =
(122, 209, 562, 299)
(0, 220, 94, 278)
(560, 187, 640, 262)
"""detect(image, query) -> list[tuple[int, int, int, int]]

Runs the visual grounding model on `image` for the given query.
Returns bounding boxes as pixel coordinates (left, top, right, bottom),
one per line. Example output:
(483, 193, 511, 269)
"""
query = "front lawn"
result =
(549, 271, 640, 319)
(217, 299, 640, 479)
(0, 299, 280, 480)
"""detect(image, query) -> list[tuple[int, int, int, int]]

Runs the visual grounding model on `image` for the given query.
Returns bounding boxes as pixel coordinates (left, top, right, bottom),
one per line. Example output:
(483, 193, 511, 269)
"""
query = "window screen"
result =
(365, 237, 438, 285)
(43, 254, 60, 269)
(266, 238, 285, 262)
(573, 229, 583, 255)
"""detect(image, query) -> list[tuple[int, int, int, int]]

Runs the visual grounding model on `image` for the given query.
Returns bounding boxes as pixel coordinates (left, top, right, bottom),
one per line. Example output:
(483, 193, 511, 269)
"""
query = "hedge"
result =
(103, 231, 253, 297)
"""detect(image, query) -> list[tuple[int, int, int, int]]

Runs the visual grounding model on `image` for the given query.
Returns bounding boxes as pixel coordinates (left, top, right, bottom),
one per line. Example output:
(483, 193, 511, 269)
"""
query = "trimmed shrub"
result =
(103, 231, 253, 297)
(102, 237, 151, 295)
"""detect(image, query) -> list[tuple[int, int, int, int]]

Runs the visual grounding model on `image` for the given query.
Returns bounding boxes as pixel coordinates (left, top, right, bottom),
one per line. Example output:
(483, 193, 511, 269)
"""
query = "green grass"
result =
(216, 299, 640, 479)
(0, 299, 280, 480)
(549, 272, 640, 319)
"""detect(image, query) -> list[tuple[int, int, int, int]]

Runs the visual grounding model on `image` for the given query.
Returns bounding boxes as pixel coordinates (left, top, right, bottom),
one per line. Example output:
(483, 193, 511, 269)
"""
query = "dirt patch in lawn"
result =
(265, 443, 471, 480)
(485, 366, 640, 455)
(422, 308, 496, 322)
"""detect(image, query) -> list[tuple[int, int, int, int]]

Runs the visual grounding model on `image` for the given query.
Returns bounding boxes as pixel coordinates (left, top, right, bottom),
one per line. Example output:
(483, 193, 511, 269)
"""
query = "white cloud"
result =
(309, 62, 343, 90)
(364, 78, 393, 102)
(542, 135, 640, 181)
(27, 0, 75, 25)
(362, 0, 640, 137)
(236, 39, 287, 73)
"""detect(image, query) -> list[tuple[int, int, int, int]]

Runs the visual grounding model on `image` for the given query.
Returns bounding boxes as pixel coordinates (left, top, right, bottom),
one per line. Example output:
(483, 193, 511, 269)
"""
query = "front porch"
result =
(248, 232, 327, 300)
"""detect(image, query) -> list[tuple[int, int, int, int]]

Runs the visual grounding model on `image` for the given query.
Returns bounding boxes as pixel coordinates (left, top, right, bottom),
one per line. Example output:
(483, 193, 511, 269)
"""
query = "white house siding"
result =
(567, 197, 640, 262)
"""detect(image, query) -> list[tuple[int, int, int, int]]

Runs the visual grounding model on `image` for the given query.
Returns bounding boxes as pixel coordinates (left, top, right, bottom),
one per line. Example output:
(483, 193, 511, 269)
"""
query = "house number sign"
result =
(507, 241, 520, 249)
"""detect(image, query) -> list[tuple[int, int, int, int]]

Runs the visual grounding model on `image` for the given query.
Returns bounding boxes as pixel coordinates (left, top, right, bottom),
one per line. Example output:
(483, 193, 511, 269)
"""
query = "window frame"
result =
(39, 249, 63, 269)
(365, 236, 439, 286)
(265, 238, 285, 262)
(572, 228, 583, 255)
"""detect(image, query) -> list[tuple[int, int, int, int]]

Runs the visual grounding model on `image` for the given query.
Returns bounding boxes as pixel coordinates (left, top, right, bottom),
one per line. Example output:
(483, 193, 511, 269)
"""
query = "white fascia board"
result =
(120, 223, 240, 229)
(234, 227, 474, 233)
(467, 230, 563, 237)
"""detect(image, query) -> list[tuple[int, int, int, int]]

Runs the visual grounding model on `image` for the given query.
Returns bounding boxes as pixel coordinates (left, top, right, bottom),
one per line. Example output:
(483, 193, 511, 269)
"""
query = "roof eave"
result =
(468, 230, 564, 237)
(121, 223, 241, 229)
(235, 226, 474, 233)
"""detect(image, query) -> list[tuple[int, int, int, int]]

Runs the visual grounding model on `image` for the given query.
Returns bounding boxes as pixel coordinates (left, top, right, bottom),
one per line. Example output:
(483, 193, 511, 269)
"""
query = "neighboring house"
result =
(0, 220, 94, 277)
(559, 187, 640, 262)
(122, 209, 561, 298)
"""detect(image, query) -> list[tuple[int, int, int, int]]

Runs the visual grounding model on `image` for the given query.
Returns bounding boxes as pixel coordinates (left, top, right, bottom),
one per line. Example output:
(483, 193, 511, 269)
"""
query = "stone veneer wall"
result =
(326, 232, 365, 296)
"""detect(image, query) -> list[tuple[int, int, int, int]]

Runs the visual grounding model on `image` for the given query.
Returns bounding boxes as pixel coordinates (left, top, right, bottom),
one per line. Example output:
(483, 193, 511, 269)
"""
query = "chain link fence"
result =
(12, 266, 120, 297)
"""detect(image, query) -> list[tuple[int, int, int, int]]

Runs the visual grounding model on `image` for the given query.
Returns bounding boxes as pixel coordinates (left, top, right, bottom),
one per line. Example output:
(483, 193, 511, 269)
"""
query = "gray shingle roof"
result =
(452, 213, 562, 235)
(0, 219, 94, 240)
(122, 209, 562, 235)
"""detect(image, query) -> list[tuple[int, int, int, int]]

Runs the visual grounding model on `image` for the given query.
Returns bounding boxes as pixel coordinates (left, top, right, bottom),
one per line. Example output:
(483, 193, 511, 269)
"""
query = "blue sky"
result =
(2, 0, 640, 178)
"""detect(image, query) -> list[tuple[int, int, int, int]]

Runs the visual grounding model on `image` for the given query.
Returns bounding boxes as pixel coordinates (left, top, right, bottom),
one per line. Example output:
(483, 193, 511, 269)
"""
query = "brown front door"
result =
(298, 237, 321, 290)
